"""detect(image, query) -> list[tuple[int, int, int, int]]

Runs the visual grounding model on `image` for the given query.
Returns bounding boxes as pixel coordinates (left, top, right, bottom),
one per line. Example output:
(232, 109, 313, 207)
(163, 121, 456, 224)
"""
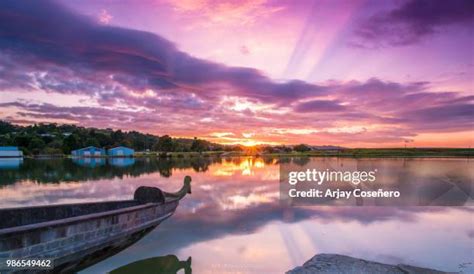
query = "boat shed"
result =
(0, 146, 23, 158)
(107, 146, 135, 157)
(71, 146, 106, 157)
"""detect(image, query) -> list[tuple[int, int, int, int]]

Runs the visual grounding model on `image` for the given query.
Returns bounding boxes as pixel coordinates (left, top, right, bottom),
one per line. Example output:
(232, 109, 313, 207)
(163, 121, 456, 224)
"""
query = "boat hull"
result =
(0, 200, 179, 273)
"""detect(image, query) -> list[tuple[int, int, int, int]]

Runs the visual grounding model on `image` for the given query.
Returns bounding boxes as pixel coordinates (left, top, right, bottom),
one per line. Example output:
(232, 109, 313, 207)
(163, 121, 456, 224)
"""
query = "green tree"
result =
(112, 130, 125, 144)
(154, 135, 175, 152)
(191, 137, 207, 152)
(85, 138, 100, 147)
(62, 134, 80, 153)
(95, 133, 112, 147)
(0, 121, 16, 134)
(28, 137, 45, 154)
(14, 135, 31, 148)
(293, 144, 311, 152)
(0, 120, 231, 154)
(47, 139, 63, 149)
(43, 147, 62, 155)
(0, 135, 13, 146)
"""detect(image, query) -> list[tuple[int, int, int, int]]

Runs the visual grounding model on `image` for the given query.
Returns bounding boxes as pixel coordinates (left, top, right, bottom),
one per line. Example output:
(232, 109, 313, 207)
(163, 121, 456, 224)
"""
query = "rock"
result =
(134, 186, 165, 204)
(287, 254, 451, 274)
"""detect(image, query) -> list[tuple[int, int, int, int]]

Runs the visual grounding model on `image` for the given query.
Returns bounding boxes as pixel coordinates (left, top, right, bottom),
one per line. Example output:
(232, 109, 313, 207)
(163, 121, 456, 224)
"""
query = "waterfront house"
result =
(71, 146, 106, 157)
(0, 146, 23, 158)
(107, 146, 134, 157)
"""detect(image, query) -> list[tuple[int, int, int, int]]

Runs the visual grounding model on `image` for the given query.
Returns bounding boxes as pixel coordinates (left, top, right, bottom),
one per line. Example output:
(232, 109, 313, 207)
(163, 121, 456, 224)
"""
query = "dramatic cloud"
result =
(0, 0, 322, 104)
(354, 0, 474, 47)
(0, 0, 472, 146)
(294, 100, 348, 113)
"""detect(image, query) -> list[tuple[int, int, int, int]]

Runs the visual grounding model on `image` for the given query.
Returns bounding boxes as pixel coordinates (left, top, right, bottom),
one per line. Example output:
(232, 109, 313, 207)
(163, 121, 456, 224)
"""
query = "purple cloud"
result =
(400, 102, 474, 131)
(294, 100, 348, 113)
(354, 0, 474, 47)
(0, 0, 324, 104)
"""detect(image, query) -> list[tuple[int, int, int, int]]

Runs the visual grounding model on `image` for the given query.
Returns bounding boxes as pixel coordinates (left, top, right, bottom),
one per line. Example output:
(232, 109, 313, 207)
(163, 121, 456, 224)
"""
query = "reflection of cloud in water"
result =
(82, 203, 472, 273)
(221, 192, 279, 210)
(0, 157, 471, 273)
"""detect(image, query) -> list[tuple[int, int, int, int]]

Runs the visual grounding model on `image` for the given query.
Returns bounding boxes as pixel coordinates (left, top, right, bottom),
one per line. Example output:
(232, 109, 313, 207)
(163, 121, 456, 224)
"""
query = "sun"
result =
(240, 139, 260, 147)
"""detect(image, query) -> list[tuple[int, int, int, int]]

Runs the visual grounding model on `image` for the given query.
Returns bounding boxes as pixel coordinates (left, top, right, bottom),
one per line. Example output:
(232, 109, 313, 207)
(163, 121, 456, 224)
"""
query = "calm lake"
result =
(0, 157, 472, 273)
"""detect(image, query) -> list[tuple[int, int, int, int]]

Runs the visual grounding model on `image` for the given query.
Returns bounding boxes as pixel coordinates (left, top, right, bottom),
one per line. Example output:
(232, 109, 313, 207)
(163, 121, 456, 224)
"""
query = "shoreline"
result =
(3, 148, 473, 159)
(5, 148, 472, 159)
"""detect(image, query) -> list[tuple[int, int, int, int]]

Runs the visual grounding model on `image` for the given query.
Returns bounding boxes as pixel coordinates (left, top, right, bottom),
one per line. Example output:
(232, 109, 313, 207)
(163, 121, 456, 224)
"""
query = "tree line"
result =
(0, 121, 241, 155)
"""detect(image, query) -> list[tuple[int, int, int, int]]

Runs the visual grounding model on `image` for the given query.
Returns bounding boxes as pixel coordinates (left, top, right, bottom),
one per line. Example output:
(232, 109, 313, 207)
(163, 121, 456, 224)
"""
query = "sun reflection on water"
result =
(211, 157, 267, 177)
(0, 157, 472, 274)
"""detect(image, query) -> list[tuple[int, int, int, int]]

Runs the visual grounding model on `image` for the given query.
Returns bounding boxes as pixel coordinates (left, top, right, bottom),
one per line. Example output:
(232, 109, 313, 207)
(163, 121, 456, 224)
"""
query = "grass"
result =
(261, 148, 474, 158)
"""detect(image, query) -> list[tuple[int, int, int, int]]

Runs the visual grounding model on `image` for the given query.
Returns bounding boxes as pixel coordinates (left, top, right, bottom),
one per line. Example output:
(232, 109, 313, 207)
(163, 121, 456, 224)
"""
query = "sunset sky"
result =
(0, 0, 472, 147)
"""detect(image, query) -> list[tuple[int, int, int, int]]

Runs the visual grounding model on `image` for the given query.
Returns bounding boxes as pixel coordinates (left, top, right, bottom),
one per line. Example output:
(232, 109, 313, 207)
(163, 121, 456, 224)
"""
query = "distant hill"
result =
(311, 145, 345, 150)
(0, 120, 240, 155)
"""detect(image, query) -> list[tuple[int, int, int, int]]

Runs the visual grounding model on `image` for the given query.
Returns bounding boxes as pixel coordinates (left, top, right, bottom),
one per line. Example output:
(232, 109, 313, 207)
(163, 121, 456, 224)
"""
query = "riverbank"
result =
(14, 147, 474, 159)
(262, 148, 473, 158)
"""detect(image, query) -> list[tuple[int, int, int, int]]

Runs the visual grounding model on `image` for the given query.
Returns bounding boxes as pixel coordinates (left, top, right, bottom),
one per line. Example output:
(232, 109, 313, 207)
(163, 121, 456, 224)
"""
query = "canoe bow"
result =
(165, 176, 192, 200)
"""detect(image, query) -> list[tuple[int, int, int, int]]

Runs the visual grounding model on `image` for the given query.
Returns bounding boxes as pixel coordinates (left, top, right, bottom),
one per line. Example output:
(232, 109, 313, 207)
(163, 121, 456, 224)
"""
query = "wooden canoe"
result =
(0, 176, 192, 273)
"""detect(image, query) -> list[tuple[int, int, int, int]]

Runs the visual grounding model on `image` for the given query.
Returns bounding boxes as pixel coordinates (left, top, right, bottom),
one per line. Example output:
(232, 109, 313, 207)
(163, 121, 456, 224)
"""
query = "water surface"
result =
(0, 157, 472, 273)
